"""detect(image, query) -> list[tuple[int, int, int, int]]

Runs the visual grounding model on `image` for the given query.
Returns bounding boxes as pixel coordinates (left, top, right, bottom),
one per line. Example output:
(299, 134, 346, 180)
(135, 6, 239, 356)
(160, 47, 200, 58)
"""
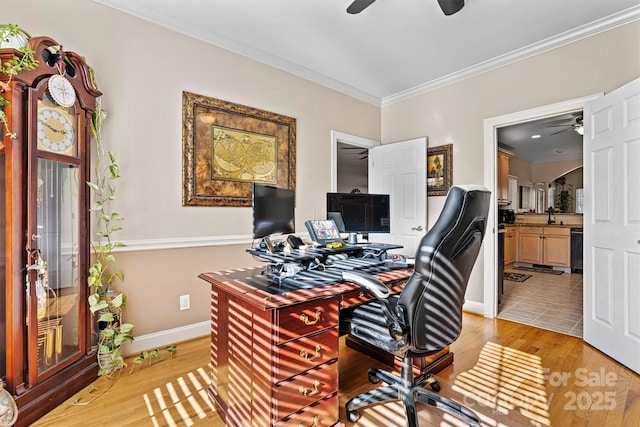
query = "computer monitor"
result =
(252, 183, 295, 239)
(326, 192, 390, 243)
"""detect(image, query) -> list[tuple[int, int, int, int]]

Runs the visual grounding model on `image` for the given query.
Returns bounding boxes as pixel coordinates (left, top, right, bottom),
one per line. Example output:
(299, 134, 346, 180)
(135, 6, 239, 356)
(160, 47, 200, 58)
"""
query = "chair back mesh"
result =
(398, 185, 490, 353)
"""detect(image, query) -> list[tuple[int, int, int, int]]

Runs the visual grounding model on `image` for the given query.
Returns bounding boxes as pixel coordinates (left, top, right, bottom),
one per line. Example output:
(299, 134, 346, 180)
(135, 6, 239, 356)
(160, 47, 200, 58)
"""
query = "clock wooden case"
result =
(1, 36, 101, 426)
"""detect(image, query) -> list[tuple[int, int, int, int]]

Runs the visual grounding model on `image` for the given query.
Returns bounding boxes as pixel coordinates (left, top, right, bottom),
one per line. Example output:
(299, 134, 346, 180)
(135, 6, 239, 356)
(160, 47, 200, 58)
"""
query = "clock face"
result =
(37, 108, 76, 154)
(48, 75, 76, 107)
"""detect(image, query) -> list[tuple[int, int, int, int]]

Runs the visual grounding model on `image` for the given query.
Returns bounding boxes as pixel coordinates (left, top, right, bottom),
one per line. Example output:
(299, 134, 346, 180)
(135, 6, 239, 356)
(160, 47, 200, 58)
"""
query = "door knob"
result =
(411, 226, 424, 232)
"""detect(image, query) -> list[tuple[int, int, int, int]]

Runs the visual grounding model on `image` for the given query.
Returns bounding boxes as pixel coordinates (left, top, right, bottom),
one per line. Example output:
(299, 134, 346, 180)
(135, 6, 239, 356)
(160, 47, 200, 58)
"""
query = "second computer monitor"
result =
(327, 192, 390, 243)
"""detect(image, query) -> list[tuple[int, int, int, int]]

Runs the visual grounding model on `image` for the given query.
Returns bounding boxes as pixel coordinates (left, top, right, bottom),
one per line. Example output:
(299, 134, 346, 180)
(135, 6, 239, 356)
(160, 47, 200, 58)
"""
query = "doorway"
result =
(330, 130, 378, 192)
(482, 94, 601, 324)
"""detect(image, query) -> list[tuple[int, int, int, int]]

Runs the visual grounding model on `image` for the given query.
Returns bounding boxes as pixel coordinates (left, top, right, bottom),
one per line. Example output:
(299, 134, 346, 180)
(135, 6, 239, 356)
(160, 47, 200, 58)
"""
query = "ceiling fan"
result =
(347, 0, 465, 16)
(341, 146, 369, 160)
(549, 116, 584, 136)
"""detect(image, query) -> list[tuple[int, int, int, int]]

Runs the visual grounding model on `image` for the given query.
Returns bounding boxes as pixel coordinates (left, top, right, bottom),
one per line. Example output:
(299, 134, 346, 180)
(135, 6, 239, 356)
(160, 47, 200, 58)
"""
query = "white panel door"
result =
(583, 78, 640, 374)
(369, 137, 427, 257)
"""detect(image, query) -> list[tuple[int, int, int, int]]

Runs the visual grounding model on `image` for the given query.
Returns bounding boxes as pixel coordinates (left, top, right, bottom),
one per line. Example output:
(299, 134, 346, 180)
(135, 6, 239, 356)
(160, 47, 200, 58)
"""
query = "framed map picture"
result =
(182, 92, 296, 207)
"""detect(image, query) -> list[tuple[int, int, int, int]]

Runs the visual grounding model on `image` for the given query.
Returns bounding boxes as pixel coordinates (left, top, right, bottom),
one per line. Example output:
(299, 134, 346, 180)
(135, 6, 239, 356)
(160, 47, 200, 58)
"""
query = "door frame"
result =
(482, 94, 601, 318)
(330, 130, 379, 192)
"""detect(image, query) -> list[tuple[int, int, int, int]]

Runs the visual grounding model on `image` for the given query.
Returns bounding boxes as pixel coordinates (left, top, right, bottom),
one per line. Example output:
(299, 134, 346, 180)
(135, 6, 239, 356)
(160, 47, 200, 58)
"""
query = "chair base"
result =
(345, 360, 481, 426)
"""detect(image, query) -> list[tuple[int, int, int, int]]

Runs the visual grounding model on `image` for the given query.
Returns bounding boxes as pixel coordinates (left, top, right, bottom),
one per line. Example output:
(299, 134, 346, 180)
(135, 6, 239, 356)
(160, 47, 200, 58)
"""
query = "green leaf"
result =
(120, 323, 135, 334)
(88, 293, 101, 305)
(98, 312, 114, 323)
(111, 293, 124, 307)
(86, 181, 100, 191)
(90, 300, 108, 314)
(109, 164, 120, 179)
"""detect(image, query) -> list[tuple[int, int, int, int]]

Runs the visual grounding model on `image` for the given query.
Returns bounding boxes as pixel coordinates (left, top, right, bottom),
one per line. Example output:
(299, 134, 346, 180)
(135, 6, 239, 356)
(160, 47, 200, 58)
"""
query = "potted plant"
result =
(558, 189, 572, 213)
(86, 98, 134, 376)
(0, 24, 38, 138)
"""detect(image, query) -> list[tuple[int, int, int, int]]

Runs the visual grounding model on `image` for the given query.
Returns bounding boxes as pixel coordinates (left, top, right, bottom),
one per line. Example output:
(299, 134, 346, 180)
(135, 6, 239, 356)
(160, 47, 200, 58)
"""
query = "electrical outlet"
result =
(179, 294, 190, 311)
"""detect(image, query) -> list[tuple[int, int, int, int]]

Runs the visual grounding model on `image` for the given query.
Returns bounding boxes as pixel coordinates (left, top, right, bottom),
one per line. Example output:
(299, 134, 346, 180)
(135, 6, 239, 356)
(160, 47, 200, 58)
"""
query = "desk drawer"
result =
(341, 289, 372, 309)
(274, 328, 339, 382)
(276, 298, 339, 344)
(273, 359, 338, 421)
(276, 392, 339, 426)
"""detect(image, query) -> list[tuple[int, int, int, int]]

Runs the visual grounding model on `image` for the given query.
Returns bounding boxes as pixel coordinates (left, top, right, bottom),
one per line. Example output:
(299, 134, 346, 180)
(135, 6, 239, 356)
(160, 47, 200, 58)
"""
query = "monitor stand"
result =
(347, 232, 358, 245)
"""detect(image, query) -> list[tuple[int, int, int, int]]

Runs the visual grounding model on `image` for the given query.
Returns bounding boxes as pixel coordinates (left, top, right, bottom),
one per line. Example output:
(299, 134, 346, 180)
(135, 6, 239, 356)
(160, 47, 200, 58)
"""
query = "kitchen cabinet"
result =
(517, 226, 571, 267)
(504, 225, 517, 265)
(497, 148, 513, 204)
(543, 227, 571, 267)
(518, 227, 544, 264)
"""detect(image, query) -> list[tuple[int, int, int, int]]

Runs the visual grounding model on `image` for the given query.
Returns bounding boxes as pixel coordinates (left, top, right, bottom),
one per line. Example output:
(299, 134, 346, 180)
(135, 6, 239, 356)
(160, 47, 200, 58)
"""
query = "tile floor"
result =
(498, 267, 584, 337)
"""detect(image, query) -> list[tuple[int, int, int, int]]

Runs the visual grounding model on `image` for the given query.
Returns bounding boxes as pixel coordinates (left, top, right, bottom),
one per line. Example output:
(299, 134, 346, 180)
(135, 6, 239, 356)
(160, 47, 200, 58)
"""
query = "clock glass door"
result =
(29, 159, 82, 377)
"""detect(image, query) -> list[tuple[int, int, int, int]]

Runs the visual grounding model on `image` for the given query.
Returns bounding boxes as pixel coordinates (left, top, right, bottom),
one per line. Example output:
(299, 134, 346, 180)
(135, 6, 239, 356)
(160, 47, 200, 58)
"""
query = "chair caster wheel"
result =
(368, 373, 381, 384)
(346, 409, 360, 423)
(430, 381, 441, 392)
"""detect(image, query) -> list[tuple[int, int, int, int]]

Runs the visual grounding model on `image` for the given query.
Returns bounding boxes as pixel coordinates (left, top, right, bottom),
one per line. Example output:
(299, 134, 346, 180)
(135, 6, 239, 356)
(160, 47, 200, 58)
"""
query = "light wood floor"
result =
(32, 313, 640, 427)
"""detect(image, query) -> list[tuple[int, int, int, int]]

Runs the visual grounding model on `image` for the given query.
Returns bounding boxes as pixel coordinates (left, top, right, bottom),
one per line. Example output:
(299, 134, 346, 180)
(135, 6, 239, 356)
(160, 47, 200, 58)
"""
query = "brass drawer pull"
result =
(299, 310, 321, 325)
(299, 415, 320, 427)
(300, 344, 322, 361)
(299, 380, 321, 398)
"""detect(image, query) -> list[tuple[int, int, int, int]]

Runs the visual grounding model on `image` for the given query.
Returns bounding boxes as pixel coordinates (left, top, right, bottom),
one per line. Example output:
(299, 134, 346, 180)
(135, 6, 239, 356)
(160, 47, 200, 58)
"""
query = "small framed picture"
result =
(427, 144, 453, 196)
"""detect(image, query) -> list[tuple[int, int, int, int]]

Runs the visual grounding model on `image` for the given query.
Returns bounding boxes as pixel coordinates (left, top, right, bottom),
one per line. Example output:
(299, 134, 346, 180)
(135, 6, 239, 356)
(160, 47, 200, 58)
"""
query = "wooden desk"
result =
(199, 266, 451, 426)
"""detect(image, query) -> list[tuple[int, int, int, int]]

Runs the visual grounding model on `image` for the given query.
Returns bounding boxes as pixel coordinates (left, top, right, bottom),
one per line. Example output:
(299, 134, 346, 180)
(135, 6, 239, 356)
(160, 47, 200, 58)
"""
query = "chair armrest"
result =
(341, 270, 407, 341)
(341, 270, 390, 300)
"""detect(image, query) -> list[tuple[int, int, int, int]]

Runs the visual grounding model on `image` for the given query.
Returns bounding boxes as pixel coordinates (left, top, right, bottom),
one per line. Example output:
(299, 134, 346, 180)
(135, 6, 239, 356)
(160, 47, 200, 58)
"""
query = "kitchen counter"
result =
(515, 223, 579, 228)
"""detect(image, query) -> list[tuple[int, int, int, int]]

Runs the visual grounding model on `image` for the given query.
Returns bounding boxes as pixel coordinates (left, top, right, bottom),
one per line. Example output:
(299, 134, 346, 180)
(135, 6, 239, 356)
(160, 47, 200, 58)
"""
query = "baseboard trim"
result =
(124, 321, 210, 355)
(463, 300, 484, 316)
(125, 301, 485, 356)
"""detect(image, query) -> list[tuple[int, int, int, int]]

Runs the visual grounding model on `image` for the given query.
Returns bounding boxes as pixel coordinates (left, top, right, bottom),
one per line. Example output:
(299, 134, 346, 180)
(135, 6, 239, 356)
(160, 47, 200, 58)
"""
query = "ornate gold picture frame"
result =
(182, 92, 296, 207)
(427, 144, 453, 196)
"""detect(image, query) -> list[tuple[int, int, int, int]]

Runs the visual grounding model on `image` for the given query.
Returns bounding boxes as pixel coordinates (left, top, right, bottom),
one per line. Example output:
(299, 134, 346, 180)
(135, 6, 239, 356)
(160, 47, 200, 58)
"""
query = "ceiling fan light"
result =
(575, 126, 584, 135)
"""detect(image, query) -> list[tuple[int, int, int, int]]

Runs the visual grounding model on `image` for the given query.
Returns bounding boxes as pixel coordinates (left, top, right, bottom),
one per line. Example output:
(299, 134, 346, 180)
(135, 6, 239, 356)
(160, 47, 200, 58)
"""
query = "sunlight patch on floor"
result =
(144, 367, 214, 427)
(452, 342, 551, 426)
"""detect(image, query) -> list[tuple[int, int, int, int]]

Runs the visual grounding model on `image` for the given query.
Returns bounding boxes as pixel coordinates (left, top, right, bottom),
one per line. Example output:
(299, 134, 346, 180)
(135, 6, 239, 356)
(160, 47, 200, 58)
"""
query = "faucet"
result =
(547, 207, 556, 225)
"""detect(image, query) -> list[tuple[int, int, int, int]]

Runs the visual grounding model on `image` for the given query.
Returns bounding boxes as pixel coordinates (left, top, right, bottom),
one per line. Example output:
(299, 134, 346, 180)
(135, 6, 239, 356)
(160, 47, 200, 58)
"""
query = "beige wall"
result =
(6, 0, 640, 344)
(532, 159, 583, 183)
(509, 156, 533, 187)
(381, 22, 640, 303)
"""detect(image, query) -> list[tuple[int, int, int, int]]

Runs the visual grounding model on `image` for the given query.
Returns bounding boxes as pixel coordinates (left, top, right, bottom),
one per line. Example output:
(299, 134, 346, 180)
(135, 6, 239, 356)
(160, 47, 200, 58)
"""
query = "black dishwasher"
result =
(498, 224, 505, 303)
(571, 228, 583, 273)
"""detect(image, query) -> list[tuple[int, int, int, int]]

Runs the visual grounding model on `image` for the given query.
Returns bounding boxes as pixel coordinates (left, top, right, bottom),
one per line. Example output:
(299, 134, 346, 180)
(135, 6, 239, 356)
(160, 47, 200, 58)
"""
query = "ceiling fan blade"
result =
(347, 0, 377, 14)
(550, 128, 571, 136)
(437, 0, 465, 15)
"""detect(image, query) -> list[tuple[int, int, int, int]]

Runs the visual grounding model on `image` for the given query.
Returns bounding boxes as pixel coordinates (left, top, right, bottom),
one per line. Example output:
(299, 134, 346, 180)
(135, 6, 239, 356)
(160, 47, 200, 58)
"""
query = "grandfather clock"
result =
(1, 36, 100, 425)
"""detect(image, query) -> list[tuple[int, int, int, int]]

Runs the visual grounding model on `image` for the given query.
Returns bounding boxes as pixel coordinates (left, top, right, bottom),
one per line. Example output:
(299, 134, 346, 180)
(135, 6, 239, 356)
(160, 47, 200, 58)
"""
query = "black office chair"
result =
(340, 184, 490, 426)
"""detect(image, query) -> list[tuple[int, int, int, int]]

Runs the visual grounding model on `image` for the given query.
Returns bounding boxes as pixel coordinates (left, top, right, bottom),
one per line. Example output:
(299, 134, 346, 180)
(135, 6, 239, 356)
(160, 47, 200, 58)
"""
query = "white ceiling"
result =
(95, 0, 639, 106)
(497, 111, 584, 164)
